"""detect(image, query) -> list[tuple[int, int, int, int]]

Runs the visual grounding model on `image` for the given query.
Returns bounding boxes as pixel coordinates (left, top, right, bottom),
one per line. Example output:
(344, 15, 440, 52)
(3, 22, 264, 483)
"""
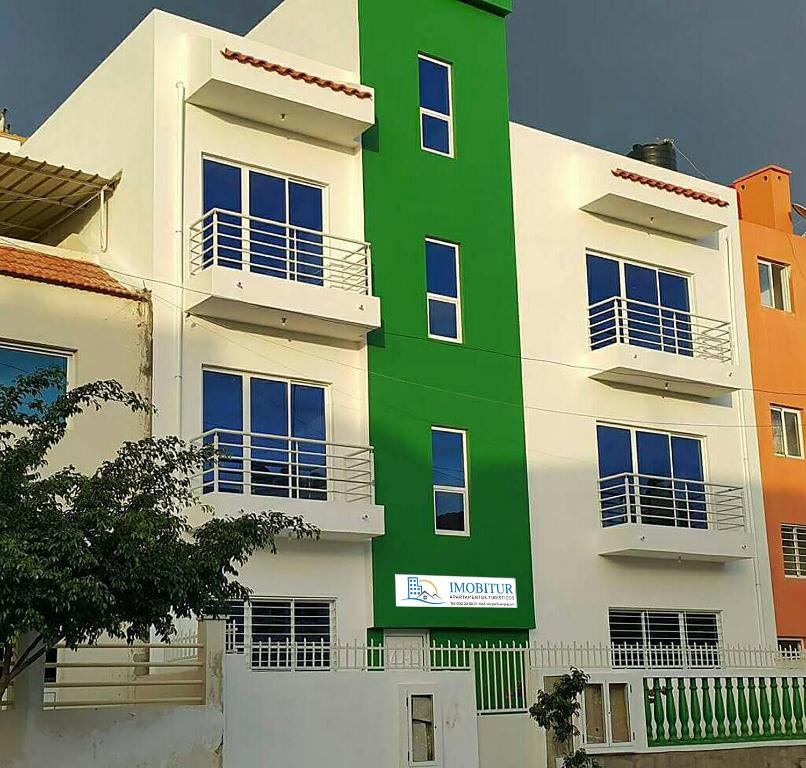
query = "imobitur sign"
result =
(395, 574, 517, 609)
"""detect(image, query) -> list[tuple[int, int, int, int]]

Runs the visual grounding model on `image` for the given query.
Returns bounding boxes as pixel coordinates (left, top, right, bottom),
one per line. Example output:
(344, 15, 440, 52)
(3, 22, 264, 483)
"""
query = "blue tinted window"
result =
(636, 431, 672, 477)
(428, 299, 458, 339)
(0, 345, 68, 408)
(659, 273, 690, 312)
(586, 254, 620, 305)
(596, 425, 633, 477)
(625, 264, 658, 305)
(432, 429, 465, 488)
(291, 384, 326, 441)
(419, 57, 450, 115)
(426, 240, 458, 298)
(421, 114, 451, 155)
(203, 371, 243, 432)
(250, 378, 287, 437)
(435, 491, 465, 532)
(671, 436, 703, 481)
(203, 160, 242, 214)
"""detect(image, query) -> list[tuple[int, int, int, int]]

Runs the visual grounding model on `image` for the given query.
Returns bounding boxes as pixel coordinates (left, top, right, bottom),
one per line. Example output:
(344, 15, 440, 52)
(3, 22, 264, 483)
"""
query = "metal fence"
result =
(189, 208, 372, 295)
(588, 296, 732, 362)
(599, 472, 745, 531)
(43, 639, 205, 709)
(192, 429, 375, 503)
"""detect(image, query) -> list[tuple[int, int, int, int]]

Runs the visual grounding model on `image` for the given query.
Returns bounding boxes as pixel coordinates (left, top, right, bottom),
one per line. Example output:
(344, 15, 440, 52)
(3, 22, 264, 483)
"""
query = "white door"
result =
(385, 632, 429, 669)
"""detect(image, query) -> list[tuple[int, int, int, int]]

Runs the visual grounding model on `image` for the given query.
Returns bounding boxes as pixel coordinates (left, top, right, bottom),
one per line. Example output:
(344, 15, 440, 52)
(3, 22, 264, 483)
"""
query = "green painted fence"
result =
(645, 675, 806, 747)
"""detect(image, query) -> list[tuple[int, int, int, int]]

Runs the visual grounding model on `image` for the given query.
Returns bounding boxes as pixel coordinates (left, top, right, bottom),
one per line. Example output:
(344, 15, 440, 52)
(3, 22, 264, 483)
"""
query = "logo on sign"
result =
(405, 576, 445, 605)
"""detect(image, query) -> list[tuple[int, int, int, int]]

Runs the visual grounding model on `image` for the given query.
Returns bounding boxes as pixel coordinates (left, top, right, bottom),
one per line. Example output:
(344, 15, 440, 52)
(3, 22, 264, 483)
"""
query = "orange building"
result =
(734, 165, 806, 652)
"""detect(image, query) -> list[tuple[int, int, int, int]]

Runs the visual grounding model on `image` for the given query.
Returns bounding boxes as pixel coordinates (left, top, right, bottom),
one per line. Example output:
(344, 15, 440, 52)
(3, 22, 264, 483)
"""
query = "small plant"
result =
(529, 667, 600, 768)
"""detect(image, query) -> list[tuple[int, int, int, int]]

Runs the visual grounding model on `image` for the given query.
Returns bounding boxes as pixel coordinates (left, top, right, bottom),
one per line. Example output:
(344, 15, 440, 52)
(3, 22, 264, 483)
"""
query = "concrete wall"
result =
(222, 656, 480, 768)
(0, 249, 152, 471)
(0, 625, 224, 768)
(510, 123, 775, 648)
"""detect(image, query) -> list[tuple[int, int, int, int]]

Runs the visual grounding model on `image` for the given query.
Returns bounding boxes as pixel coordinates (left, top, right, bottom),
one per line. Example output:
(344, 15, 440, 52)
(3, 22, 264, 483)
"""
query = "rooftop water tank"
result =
(627, 140, 677, 171)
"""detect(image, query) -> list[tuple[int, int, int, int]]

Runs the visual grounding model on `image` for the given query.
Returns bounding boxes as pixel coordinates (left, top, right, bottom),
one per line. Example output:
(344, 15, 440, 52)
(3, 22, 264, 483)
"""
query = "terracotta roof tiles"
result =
(0, 245, 142, 300)
(612, 168, 730, 208)
(221, 49, 372, 100)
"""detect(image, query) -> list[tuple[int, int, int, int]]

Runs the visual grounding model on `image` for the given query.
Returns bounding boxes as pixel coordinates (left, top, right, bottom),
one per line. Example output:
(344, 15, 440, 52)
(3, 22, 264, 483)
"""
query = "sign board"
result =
(394, 574, 517, 609)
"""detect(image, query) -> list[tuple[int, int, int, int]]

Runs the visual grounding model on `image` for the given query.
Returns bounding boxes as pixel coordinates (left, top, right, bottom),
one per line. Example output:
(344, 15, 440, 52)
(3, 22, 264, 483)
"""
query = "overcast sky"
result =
(3, 0, 806, 204)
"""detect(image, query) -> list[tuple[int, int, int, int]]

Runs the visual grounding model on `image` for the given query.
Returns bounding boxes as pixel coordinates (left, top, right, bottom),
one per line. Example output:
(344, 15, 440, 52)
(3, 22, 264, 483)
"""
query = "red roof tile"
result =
(221, 48, 372, 100)
(0, 245, 143, 300)
(612, 168, 730, 208)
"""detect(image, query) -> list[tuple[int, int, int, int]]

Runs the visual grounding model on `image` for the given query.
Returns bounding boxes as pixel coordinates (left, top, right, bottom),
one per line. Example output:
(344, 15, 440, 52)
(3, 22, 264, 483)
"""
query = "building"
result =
(734, 166, 806, 653)
(8, 0, 806, 766)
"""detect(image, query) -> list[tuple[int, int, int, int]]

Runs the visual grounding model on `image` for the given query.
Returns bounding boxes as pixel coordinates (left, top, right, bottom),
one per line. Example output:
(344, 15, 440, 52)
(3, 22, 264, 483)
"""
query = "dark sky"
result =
(3, 1, 806, 203)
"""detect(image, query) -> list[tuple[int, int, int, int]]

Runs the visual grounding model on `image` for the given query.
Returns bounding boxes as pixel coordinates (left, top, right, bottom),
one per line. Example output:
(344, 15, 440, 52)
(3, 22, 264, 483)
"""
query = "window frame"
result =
(425, 238, 462, 343)
(431, 426, 470, 537)
(758, 258, 792, 311)
(401, 685, 442, 768)
(781, 524, 806, 578)
(579, 677, 635, 751)
(224, 596, 336, 670)
(778, 637, 804, 659)
(0, 340, 72, 388)
(200, 154, 330, 274)
(608, 607, 722, 668)
(418, 54, 454, 158)
(770, 405, 804, 459)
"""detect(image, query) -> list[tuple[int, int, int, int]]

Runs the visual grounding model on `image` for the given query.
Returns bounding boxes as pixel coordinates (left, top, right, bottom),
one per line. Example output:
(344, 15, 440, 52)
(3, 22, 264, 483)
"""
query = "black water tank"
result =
(627, 140, 677, 171)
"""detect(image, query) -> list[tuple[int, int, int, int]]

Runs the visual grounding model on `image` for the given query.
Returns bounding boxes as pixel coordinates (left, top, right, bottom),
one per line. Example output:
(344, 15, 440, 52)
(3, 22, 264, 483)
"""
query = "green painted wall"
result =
(359, 0, 534, 631)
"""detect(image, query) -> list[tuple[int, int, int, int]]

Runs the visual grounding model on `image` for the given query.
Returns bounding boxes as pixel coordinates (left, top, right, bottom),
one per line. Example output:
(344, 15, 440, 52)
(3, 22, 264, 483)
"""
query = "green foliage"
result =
(529, 667, 600, 768)
(0, 368, 318, 697)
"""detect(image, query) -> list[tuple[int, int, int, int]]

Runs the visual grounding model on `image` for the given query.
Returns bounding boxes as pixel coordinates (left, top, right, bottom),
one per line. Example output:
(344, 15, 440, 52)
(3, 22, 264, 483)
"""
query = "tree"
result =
(0, 368, 318, 700)
(529, 667, 600, 768)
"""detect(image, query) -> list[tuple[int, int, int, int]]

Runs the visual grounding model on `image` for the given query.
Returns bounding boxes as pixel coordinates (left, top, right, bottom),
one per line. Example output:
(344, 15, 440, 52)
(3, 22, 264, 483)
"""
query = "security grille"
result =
(782, 525, 806, 577)
(609, 609, 721, 668)
(225, 598, 334, 669)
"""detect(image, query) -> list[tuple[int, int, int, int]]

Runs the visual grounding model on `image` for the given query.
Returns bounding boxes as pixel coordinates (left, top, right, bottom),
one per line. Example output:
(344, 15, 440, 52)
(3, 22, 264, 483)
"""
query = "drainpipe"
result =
(727, 232, 769, 646)
(175, 82, 187, 438)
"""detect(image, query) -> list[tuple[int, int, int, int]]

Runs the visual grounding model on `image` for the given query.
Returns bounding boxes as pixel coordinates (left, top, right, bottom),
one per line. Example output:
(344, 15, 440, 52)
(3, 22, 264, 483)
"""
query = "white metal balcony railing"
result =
(599, 472, 745, 531)
(192, 429, 375, 503)
(588, 296, 732, 363)
(189, 208, 372, 295)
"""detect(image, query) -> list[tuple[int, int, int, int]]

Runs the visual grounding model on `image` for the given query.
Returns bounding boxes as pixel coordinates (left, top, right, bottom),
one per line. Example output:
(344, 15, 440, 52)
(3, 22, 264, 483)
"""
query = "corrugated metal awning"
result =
(0, 152, 119, 240)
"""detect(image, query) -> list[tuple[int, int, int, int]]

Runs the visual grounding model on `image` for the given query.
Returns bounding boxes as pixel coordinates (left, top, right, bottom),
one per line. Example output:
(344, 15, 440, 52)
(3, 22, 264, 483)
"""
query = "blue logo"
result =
(405, 576, 444, 605)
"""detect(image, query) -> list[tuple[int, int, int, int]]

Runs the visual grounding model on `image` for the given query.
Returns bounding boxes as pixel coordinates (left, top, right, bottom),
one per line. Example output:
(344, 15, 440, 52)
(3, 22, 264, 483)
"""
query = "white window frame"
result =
(225, 596, 336, 670)
(200, 154, 329, 273)
(778, 637, 804, 659)
(608, 608, 722, 668)
(431, 426, 470, 537)
(771, 405, 803, 459)
(579, 677, 635, 751)
(400, 685, 443, 768)
(782, 524, 806, 578)
(201, 366, 332, 497)
(425, 238, 462, 343)
(758, 258, 791, 311)
(418, 54, 454, 158)
(0, 340, 73, 387)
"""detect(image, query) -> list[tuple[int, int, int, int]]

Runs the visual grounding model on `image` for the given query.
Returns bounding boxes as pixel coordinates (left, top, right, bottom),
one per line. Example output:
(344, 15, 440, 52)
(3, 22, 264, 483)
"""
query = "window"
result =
(771, 406, 803, 458)
(586, 254, 694, 357)
(43, 648, 58, 684)
(418, 55, 453, 156)
(0, 342, 69, 408)
(426, 239, 461, 342)
(431, 428, 468, 535)
(408, 692, 437, 765)
(609, 609, 720, 668)
(201, 158, 325, 284)
(782, 525, 806, 577)
(202, 370, 327, 499)
(581, 681, 632, 747)
(596, 425, 707, 529)
(226, 598, 333, 670)
(758, 259, 791, 310)
(778, 638, 804, 660)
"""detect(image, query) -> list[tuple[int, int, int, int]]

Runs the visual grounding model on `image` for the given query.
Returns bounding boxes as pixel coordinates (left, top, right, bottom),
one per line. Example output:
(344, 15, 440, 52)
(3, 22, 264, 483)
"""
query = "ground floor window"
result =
(225, 598, 334, 670)
(582, 680, 633, 747)
(782, 524, 806, 577)
(778, 637, 804, 659)
(609, 608, 721, 668)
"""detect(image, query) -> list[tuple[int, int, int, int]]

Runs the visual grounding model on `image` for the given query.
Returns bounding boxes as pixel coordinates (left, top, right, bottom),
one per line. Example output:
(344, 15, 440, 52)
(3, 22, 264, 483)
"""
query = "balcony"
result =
(586, 297, 738, 397)
(191, 429, 384, 540)
(185, 37, 375, 148)
(596, 472, 752, 562)
(186, 209, 380, 340)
